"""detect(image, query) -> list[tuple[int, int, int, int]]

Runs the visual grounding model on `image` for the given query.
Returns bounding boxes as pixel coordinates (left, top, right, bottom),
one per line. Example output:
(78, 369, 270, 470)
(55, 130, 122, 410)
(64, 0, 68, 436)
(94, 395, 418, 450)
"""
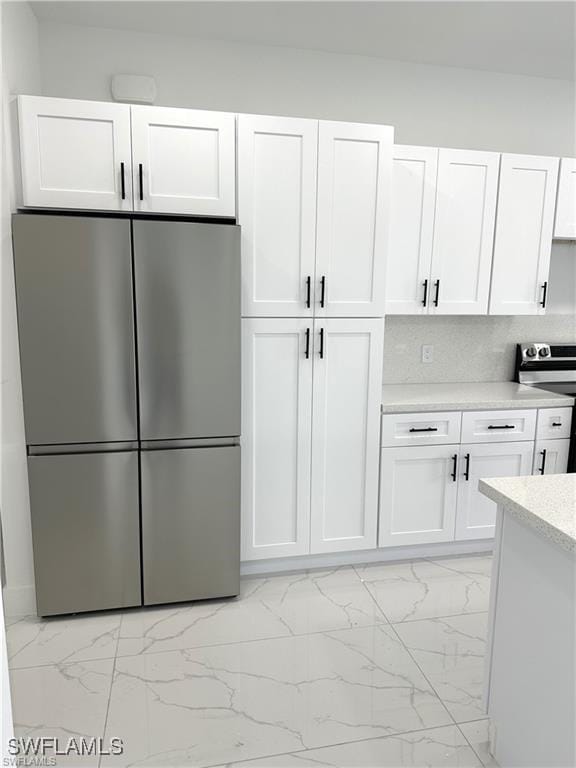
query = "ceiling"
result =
(30, 1, 576, 80)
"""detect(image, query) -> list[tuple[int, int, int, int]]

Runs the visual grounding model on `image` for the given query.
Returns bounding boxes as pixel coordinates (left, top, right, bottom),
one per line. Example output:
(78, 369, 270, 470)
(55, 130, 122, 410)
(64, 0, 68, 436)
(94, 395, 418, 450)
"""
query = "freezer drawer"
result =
(13, 215, 137, 445)
(141, 444, 240, 605)
(133, 220, 240, 440)
(28, 450, 141, 616)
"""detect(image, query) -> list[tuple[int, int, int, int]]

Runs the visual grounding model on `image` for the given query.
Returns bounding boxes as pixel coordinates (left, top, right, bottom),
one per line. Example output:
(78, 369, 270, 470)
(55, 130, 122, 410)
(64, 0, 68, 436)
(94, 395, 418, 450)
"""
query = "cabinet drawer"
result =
(461, 409, 536, 443)
(536, 407, 572, 440)
(381, 411, 461, 447)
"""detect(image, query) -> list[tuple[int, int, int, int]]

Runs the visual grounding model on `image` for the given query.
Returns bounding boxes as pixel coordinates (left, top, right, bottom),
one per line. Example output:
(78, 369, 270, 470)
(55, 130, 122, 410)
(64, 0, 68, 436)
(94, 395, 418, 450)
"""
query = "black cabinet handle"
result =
(487, 424, 515, 430)
(409, 427, 438, 433)
(120, 162, 126, 200)
(138, 163, 144, 201)
(464, 453, 470, 481)
(540, 281, 548, 308)
(552, 422, 562, 427)
(305, 328, 310, 359)
(451, 454, 458, 482)
(422, 279, 429, 307)
(319, 327, 325, 359)
(305, 276, 311, 309)
(320, 276, 326, 308)
(433, 279, 440, 307)
(538, 449, 547, 475)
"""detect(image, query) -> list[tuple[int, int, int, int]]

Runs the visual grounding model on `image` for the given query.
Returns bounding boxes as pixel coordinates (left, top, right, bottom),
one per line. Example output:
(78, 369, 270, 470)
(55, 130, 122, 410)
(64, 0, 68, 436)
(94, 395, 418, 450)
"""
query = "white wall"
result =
(1, 1, 41, 616)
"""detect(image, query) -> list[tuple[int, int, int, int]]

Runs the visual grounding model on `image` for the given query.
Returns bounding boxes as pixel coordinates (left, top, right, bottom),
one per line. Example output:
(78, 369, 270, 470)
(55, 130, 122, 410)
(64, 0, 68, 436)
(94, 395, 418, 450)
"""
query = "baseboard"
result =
(2, 584, 35, 617)
(240, 539, 494, 576)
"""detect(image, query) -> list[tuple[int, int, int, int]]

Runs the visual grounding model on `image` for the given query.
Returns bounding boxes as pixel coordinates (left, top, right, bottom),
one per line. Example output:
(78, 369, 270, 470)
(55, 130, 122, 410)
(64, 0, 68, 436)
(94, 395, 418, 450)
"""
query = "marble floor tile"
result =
(355, 559, 491, 623)
(429, 556, 494, 579)
(394, 613, 488, 723)
(7, 613, 121, 669)
(9, 658, 114, 766)
(459, 720, 499, 767)
(102, 624, 452, 767)
(117, 568, 385, 657)
(215, 725, 483, 767)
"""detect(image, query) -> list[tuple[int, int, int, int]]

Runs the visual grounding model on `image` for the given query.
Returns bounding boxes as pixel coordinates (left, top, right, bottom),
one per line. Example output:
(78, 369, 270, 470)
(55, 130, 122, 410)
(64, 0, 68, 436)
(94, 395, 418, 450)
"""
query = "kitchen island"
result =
(480, 474, 576, 768)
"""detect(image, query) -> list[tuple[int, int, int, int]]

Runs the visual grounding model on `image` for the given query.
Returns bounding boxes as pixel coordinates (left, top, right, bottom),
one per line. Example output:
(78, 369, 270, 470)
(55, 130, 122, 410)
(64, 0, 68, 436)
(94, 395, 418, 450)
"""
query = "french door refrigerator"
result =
(13, 214, 240, 616)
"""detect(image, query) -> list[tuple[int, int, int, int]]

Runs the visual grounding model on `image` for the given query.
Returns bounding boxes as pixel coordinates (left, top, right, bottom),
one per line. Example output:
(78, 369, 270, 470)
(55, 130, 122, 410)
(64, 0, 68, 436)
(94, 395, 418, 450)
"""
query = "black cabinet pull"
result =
(433, 279, 440, 307)
(305, 276, 311, 309)
(451, 454, 458, 482)
(138, 163, 144, 201)
(422, 279, 429, 307)
(487, 424, 515, 430)
(120, 162, 126, 200)
(320, 276, 326, 308)
(552, 422, 562, 427)
(409, 427, 438, 433)
(538, 449, 547, 475)
(319, 327, 325, 359)
(304, 328, 310, 359)
(464, 453, 471, 481)
(540, 281, 548, 308)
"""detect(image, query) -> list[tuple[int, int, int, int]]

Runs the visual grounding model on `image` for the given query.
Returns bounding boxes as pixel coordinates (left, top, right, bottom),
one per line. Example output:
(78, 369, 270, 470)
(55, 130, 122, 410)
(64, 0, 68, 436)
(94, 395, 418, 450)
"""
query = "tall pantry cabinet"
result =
(239, 115, 391, 560)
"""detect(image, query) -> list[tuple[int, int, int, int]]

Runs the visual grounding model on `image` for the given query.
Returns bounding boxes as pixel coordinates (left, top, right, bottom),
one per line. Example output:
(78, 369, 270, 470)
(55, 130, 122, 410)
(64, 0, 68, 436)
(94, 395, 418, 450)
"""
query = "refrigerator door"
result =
(13, 215, 137, 445)
(27, 449, 141, 616)
(141, 444, 240, 605)
(133, 220, 240, 440)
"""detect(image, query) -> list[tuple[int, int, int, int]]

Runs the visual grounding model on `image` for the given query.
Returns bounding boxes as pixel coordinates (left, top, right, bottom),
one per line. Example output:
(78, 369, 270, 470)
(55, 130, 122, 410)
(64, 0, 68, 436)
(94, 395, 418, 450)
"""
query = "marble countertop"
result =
(381, 382, 575, 414)
(479, 474, 576, 554)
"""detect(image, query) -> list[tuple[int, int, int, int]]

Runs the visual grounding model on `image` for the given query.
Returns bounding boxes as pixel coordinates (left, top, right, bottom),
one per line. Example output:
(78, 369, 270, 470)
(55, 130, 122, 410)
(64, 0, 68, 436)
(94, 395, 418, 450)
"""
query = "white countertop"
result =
(479, 474, 576, 554)
(381, 381, 575, 413)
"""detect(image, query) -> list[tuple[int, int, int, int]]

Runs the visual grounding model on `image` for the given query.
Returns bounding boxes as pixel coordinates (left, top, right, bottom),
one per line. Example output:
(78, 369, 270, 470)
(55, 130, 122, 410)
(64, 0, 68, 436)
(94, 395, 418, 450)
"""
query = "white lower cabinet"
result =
(455, 442, 534, 540)
(533, 439, 571, 475)
(379, 445, 459, 547)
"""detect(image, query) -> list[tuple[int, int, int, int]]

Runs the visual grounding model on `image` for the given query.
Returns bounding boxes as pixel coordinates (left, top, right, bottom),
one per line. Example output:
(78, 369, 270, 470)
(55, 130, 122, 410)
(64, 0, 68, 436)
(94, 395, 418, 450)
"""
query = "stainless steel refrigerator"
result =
(13, 214, 241, 616)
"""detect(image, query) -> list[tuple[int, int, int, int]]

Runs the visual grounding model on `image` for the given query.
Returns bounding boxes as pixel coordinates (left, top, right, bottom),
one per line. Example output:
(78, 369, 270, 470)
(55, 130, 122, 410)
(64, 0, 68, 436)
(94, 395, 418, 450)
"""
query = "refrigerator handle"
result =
(138, 164, 144, 201)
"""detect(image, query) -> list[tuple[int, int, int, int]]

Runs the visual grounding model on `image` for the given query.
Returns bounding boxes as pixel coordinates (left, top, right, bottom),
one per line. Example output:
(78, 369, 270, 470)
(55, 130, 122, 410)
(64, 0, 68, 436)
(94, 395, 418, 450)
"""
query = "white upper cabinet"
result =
(238, 115, 318, 317)
(429, 149, 500, 315)
(131, 106, 235, 216)
(315, 121, 393, 317)
(489, 154, 559, 315)
(310, 318, 383, 553)
(18, 96, 133, 211)
(554, 158, 576, 240)
(385, 146, 438, 314)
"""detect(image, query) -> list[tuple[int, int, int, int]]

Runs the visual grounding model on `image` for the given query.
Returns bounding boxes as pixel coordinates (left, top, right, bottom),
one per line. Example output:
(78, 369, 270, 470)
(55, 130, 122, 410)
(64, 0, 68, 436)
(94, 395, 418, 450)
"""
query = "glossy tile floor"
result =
(7, 555, 499, 767)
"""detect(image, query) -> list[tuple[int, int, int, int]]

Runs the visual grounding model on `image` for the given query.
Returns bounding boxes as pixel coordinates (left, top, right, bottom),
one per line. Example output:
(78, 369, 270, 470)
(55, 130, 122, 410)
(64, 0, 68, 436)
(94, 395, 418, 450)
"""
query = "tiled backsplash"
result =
(383, 314, 576, 384)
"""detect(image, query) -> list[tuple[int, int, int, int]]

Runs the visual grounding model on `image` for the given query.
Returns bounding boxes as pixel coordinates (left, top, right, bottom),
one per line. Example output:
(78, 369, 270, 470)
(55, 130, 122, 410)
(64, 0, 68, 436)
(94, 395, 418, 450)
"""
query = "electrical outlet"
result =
(422, 345, 434, 363)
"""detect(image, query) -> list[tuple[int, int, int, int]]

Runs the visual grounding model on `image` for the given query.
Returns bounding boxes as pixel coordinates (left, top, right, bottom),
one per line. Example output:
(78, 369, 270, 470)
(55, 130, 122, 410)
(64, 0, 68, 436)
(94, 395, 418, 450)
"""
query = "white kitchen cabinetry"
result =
(490, 154, 559, 315)
(315, 121, 393, 317)
(533, 439, 570, 475)
(131, 106, 235, 216)
(429, 149, 500, 315)
(455, 442, 534, 540)
(310, 319, 383, 553)
(554, 158, 576, 239)
(241, 319, 312, 560)
(18, 96, 133, 211)
(379, 445, 459, 547)
(238, 115, 318, 316)
(385, 146, 438, 314)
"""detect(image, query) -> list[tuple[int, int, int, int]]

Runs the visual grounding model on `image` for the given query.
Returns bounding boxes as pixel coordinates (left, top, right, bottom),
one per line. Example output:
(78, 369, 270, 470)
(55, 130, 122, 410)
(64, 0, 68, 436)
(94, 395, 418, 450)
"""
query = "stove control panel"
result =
(521, 343, 551, 362)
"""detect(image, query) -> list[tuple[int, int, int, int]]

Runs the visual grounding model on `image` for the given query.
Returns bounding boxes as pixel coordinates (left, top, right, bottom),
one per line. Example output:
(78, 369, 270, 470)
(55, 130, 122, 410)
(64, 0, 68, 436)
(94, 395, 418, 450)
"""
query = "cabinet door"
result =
(379, 445, 459, 547)
(131, 106, 235, 216)
(241, 319, 313, 560)
(18, 96, 132, 211)
(456, 442, 534, 540)
(554, 158, 576, 239)
(385, 146, 438, 314)
(533, 439, 571, 475)
(238, 115, 318, 317)
(315, 121, 393, 317)
(489, 154, 559, 315)
(310, 319, 383, 553)
(430, 149, 499, 315)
